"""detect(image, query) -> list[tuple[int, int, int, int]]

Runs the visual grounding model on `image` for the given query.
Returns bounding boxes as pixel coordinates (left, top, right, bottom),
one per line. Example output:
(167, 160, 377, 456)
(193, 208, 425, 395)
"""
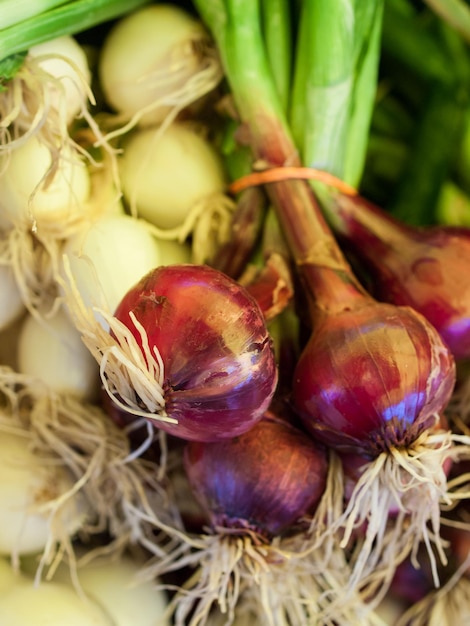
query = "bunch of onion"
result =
(0, 365, 184, 583)
(96, 5, 233, 266)
(0, 32, 115, 237)
(0, 6, 141, 319)
(193, 0, 469, 597)
(134, 410, 383, 626)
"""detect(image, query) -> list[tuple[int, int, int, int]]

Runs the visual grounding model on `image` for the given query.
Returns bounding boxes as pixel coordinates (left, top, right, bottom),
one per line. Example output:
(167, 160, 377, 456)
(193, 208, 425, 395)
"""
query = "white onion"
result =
(16, 307, 99, 402)
(52, 553, 171, 626)
(98, 4, 215, 127)
(0, 135, 91, 228)
(28, 35, 92, 126)
(61, 214, 163, 327)
(0, 427, 88, 556)
(119, 123, 226, 229)
(0, 577, 112, 626)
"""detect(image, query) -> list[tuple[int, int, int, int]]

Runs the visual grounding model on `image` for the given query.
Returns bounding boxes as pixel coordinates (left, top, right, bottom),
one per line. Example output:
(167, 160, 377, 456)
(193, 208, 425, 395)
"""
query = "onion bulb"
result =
(117, 122, 233, 264)
(0, 367, 179, 576)
(0, 35, 93, 158)
(61, 214, 163, 329)
(0, 134, 91, 230)
(184, 412, 328, 536)
(49, 552, 171, 626)
(0, 426, 89, 557)
(98, 4, 222, 129)
(0, 575, 112, 626)
(62, 263, 277, 441)
(118, 122, 227, 230)
(16, 306, 99, 402)
(203, 68, 458, 595)
(28, 35, 92, 127)
(147, 412, 371, 625)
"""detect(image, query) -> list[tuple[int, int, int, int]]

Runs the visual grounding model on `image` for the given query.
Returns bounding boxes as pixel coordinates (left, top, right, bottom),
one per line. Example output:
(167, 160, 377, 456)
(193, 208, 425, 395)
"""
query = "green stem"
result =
(0, 0, 69, 30)
(211, 0, 295, 166)
(290, 0, 356, 178)
(0, 0, 151, 60)
(343, 0, 384, 187)
(194, 0, 367, 312)
(260, 0, 292, 114)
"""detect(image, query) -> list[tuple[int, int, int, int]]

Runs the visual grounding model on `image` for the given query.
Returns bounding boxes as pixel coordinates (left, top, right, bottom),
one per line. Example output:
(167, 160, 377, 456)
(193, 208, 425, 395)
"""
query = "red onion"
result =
(259, 178, 456, 458)
(293, 293, 455, 455)
(109, 264, 278, 441)
(63, 262, 278, 443)
(318, 188, 470, 360)
(151, 410, 336, 625)
(184, 410, 328, 536)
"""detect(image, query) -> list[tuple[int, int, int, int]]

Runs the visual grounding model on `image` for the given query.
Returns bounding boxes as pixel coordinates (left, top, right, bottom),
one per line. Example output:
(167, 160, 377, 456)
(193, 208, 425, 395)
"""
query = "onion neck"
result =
(318, 187, 414, 255)
(265, 177, 371, 314)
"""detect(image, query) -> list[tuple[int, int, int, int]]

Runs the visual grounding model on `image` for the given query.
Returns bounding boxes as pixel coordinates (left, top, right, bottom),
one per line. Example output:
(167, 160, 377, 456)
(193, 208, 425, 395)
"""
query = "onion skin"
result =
(112, 264, 278, 442)
(293, 299, 456, 455)
(184, 411, 328, 537)
(321, 190, 470, 360)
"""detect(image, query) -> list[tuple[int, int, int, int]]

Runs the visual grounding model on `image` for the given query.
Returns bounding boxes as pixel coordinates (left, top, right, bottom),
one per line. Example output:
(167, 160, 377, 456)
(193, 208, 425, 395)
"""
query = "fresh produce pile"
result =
(2, 0, 470, 624)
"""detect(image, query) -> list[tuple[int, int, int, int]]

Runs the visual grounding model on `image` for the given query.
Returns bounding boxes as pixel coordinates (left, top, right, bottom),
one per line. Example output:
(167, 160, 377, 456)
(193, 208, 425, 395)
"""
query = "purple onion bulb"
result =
(184, 411, 329, 536)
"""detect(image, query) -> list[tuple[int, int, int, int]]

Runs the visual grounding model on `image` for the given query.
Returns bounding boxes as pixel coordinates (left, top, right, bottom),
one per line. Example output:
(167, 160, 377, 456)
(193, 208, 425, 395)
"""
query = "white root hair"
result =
(321, 424, 470, 605)
(0, 366, 183, 585)
(60, 256, 172, 423)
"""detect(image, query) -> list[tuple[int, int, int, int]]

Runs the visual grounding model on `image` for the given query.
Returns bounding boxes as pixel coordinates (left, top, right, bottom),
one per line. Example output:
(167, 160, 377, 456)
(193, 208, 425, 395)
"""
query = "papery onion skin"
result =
(293, 300, 456, 455)
(322, 191, 470, 360)
(183, 411, 328, 536)
(113, 264, 278, 442)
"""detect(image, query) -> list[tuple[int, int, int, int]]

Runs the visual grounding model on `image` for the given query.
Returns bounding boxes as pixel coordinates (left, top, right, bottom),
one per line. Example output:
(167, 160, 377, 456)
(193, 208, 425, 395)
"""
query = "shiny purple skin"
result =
(327, 193, 470, 360)
(183, 412, 329, 537)
(293, 299, 456, 456)
(113, 264, 278, 442)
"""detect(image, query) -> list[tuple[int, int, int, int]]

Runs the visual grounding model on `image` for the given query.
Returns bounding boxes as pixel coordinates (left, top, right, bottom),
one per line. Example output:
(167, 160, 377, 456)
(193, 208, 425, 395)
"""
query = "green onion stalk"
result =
(0, 0, 151, 67)
(193, 0, 464, 606)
